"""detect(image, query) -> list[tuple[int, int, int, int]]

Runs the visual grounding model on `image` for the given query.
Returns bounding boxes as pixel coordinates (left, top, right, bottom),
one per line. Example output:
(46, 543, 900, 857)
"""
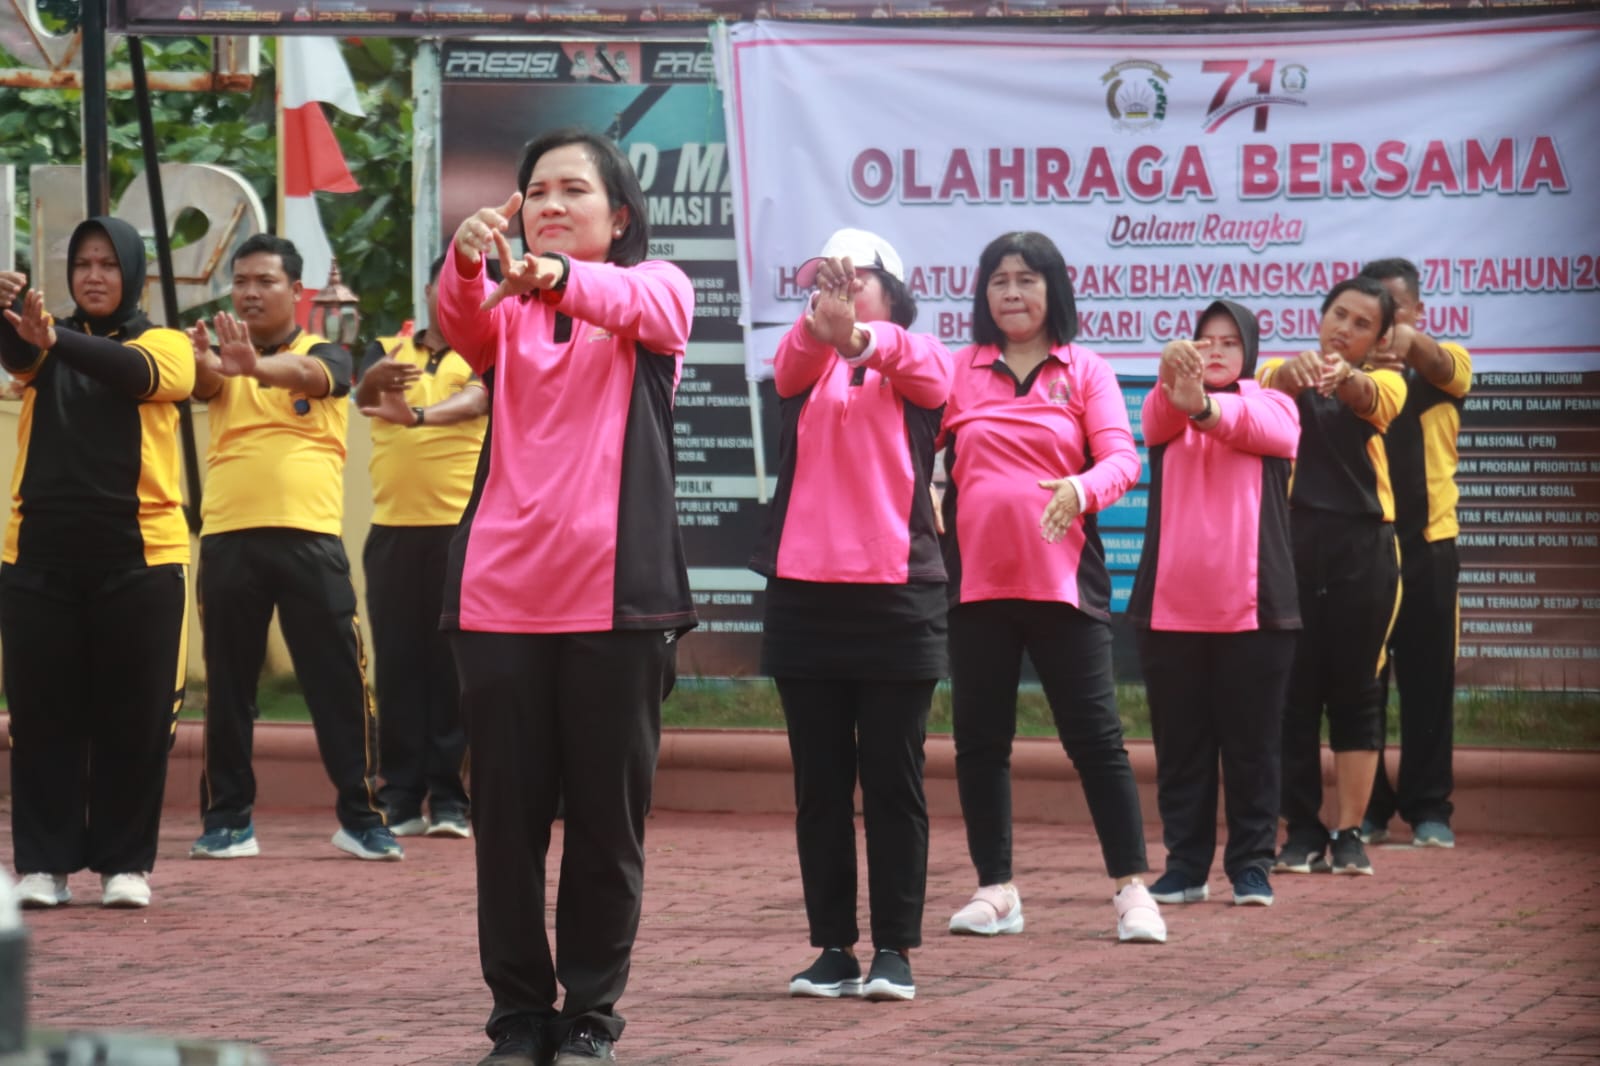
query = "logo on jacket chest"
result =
(1046, 377, 1071, 406)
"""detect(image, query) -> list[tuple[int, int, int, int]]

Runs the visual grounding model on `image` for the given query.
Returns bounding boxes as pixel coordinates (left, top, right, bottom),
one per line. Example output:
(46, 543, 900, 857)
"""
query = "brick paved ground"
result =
(8, 806, 1600, 1065)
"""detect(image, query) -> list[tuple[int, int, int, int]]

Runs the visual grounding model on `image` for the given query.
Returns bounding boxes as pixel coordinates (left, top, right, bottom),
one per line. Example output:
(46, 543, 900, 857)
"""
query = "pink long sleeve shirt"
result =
(940, 342, 1140, 620)
(750, 314, 952, 584)
(1126, 379, 1302, 633)
(436, 252, 696, 634)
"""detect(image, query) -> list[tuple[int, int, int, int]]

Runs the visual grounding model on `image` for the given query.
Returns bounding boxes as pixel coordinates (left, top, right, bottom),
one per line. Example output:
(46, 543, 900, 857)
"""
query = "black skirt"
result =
(760, 577, 949, 682)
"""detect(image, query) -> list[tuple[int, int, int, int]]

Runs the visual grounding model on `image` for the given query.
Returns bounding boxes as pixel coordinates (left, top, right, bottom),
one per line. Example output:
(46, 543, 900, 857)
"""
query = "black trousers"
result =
(364, 524, 468, 822)
(950, 599, 1148, 884)
(2, 562, 187, 875)
(1369, 537, 1459, 828)
(197, 529, 383, 832)
(1281, 511, 1400, 839)
(775, 677, 933, 951)
(1139, 628, 1294, 881)
(453, 628, 673, 1047)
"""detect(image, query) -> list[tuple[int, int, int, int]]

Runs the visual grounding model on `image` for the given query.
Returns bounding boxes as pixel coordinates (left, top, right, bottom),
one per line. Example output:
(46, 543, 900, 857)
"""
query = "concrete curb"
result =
(3, 717, 1595, 837)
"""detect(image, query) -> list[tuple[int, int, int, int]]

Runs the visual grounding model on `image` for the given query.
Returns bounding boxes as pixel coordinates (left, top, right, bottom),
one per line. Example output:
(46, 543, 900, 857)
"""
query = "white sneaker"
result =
(388, 816, 429, 837)
(101, 872, 152, 909)
(1114, 881, 1167, 944)
(15, 872, 70, 908)
(949, 882, 1025, 935)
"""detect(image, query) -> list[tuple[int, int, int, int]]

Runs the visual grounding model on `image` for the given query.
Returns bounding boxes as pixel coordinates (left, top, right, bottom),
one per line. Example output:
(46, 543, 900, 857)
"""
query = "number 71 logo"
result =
(1202, 60, 1309, 133)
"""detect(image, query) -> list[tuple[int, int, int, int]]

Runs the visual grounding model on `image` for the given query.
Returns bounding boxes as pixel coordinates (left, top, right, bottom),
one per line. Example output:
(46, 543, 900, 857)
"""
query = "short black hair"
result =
(427, 252, 447, 284)
(971, 231, 1077, 348)
(877, 269, 917, 329)
(1321, 275, 1396, 340)
(1359, 257, 1420, 301)
(231, 234, 304, 282)
(515, 127, 650, 267)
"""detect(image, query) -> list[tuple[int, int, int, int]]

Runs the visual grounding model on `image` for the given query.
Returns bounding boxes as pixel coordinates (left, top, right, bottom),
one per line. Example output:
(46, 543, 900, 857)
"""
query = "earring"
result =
(613, 228, 623, 238)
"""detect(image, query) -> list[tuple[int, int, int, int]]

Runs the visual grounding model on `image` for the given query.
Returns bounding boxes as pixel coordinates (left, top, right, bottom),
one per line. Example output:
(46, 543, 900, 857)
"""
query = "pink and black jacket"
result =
(1126, 300, 1301, 633)
(750, 313, 952, 584)
(437, 252, 697, 635)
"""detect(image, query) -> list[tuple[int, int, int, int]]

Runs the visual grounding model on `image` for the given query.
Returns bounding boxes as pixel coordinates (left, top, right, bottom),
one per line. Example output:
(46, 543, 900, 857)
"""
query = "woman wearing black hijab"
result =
(0, 216, 195, 909)
(1126, 300, 1302, 908)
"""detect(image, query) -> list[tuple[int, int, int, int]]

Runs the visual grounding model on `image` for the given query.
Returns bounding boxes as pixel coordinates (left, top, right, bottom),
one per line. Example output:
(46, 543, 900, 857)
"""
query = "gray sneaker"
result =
(1412, 821, 1456, 848)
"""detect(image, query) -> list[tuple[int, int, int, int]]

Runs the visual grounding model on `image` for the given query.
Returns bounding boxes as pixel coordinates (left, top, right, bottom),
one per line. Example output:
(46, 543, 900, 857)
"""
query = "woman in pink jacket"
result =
(1127, 299, 1301, 909)
(752, 229, 952, 1004)
(438, 128, 695, 1066)
(940, 231, 1164, 945)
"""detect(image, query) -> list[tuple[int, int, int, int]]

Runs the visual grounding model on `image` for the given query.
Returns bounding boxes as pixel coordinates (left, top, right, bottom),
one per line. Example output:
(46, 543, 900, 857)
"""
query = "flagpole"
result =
(275, 37, 287, 240)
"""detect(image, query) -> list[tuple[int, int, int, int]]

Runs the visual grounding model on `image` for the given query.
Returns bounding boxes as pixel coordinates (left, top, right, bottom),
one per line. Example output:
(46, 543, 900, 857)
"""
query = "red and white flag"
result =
(277, 36, 363, 315)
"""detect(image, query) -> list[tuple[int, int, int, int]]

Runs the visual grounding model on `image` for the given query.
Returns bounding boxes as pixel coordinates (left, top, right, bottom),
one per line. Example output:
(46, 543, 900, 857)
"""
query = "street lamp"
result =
(308, 258, 361, 347)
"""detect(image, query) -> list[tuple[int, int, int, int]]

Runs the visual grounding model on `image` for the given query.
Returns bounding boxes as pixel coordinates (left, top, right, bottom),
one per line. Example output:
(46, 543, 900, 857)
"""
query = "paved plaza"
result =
(7, 802, 1599, 1065)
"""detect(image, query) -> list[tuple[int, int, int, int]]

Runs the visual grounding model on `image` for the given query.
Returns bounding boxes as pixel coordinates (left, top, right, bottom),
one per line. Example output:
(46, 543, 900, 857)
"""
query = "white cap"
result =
(795, 228, 904, 288)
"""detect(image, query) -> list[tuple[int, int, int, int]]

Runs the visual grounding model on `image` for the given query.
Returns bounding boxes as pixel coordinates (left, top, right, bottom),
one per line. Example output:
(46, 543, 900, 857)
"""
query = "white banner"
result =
(721, 15, 1600, 380)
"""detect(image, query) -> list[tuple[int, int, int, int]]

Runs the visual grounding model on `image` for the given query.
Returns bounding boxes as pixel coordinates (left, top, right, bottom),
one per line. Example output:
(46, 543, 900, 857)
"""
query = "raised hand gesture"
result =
(3, 290, 55, 350)
(1158, 338, 1207, 414)
(362, 351, 421, 395)
(0, 270, 27, 309)
(481, 230, 565, 312)
(454, 192, 522, 265)
(205, 310, 258, 378)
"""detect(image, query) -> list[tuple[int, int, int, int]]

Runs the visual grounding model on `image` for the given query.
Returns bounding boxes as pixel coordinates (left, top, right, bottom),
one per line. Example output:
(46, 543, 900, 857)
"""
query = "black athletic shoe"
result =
(788, 947, 863, 998)
(553, 1023, 615, 1064)
(1273, 829, 1331, 874)
(861, 949, 915, 1002)
(476, 1021, 550, 1066)
(1329, 827, 1375, 875)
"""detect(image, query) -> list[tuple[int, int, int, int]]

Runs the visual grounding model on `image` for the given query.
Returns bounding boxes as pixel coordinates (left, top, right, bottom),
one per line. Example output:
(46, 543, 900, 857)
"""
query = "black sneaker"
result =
(861, 949, 915, 1002)
(1272, 830, 1330, 874)
(1329, 827, 1374, 875)
(553, 1023, 615, 1064)
(476, 1023, 549, 1066)
(788, 947, 862, 998)
(1231, 866, 1275, 906)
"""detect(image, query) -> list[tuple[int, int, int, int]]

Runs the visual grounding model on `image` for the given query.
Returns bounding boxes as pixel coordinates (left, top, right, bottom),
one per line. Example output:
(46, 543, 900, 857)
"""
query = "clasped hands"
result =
(803, 257, 867, 359)
(453, 192, 566, 311)
(358, 349, 423, 425)
(1272, 348, 1357, 396)
(1157, 338, 1210, 416)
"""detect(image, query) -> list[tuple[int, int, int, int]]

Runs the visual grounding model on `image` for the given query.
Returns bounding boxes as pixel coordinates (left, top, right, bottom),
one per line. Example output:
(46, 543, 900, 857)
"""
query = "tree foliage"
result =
(0, 35, 416, 340)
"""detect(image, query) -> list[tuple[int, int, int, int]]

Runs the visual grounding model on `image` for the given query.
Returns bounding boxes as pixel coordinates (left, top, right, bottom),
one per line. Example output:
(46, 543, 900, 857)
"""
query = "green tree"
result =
(0, 35, 415, 339)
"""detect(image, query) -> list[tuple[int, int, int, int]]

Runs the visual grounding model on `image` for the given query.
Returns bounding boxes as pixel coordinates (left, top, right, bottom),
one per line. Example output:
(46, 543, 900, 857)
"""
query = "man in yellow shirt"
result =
(188, 234, 398, 862)
(354, 254, 488, 838)
(1359, 258, 1472, 850)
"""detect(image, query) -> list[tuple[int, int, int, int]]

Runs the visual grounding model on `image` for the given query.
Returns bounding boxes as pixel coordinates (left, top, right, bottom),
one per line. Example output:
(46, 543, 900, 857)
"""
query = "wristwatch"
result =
(539, 253, 572, 306)
(1189, 397, 1216, 424)
(411, 406, 426, 427)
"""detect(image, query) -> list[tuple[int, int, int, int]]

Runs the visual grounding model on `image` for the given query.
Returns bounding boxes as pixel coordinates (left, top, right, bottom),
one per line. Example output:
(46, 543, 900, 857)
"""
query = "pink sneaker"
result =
(949, 883, 1024, 936)
(1114, 881, 1167, 944)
